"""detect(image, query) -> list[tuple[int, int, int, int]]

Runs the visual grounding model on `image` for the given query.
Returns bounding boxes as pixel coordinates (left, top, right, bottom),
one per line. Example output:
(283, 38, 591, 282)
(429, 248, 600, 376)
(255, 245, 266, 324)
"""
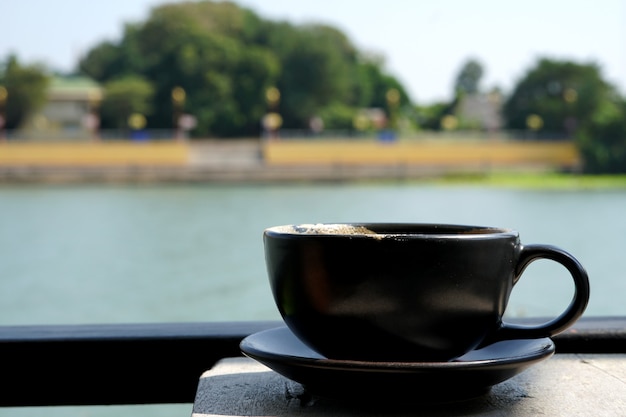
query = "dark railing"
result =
(1, 317, 625, 407)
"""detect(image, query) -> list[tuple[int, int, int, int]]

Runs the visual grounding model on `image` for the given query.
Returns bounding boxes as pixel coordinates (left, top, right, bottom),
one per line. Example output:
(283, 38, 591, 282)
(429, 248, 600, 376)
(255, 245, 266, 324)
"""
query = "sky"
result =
(2, 0, 625, 104)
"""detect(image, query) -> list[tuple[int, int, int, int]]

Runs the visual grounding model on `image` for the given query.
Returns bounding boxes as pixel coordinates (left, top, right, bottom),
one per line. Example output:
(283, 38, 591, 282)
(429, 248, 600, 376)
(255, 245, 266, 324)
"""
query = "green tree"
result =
(577, 97, 626, 173)
(100, 75, 155, 129)
(0, 54, 50, 129)
(340, 54, 412, 130)
(454, 58, 484, 95)
(503, 58, 615, 136)
(79, 42, 124, 81)
(262, 23, 358, 128)
(414, 96, 461, 131)
(81, 1, 279, 137)
(78, 0, 411, 137)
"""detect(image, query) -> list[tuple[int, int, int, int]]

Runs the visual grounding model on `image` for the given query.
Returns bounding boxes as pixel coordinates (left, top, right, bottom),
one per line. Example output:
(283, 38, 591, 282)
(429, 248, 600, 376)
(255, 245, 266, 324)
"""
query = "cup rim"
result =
(264, 223, 518, 240)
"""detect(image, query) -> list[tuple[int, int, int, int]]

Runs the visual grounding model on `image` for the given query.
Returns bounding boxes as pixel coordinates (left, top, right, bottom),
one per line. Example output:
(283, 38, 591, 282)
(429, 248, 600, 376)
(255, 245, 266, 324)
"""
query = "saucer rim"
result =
(239, 325, 555, 371)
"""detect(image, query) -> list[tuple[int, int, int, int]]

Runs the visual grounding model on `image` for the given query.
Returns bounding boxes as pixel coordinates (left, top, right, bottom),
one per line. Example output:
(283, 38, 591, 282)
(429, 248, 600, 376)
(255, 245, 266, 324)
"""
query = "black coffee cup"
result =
(263, 223, 590, 362)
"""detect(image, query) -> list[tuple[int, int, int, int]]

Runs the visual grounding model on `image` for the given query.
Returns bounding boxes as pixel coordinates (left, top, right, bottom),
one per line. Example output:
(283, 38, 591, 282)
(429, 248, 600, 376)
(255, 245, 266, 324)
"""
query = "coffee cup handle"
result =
(490, 244, 590, 342)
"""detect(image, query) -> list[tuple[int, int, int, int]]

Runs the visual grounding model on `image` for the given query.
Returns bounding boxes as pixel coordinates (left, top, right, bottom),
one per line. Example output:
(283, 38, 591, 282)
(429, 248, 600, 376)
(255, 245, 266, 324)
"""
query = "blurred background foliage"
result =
(77, 1, 411, 137)
(0, 0, 625, 172)
(0, 55, 50, 130)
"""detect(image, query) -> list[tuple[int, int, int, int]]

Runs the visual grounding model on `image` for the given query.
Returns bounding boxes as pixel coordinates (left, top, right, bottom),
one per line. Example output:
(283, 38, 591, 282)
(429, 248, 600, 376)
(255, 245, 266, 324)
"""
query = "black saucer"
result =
(240, 326, 555, 402)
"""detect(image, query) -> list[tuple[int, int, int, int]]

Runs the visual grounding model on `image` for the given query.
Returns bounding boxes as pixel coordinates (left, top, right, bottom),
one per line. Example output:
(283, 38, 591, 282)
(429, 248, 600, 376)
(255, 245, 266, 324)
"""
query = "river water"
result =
(1, 182, 625, 416)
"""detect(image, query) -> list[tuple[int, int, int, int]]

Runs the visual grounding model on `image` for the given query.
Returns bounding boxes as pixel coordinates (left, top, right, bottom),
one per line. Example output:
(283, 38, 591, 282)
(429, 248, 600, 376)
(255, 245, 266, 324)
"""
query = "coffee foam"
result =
(271, 224, 381, 237)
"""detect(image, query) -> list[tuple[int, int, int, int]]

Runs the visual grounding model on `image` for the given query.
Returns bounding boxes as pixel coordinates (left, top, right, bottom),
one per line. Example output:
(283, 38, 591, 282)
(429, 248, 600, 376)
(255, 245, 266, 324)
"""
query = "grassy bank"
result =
(428, 171, 626, 189)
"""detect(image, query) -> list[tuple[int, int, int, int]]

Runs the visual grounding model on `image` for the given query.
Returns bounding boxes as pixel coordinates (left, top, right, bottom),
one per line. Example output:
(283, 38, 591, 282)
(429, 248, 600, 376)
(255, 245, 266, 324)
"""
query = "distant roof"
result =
(48, 76, 103, 102)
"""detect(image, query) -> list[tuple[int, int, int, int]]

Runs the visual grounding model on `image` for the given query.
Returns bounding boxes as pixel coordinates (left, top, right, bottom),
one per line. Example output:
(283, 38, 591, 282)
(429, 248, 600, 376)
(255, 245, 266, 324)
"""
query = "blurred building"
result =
(455, 91, 503, 131)
(21, 76, 103, 140)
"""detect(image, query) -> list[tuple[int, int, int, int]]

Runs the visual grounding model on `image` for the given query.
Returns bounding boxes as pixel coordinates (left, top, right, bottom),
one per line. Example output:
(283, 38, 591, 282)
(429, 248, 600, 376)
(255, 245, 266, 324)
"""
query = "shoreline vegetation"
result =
(425, 172, 626, 190)
(1, 167, 625, 190)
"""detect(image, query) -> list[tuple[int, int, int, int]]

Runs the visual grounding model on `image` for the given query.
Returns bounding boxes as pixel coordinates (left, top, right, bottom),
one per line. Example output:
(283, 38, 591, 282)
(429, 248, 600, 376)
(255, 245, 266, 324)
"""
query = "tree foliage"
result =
(501, 57, 626, 173)
(0, 55, 50, 129)
(576, 97, 626, 173)
(503, 58, 615, 135)
(454, 58, 484, 95)
(100, 75, 155, 129)
(78, 1, 411, 137)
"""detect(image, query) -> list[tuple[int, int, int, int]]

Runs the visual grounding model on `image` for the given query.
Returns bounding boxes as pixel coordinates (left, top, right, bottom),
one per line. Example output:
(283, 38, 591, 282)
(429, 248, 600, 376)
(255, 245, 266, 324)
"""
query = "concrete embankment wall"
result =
(263, 139, 580, 169)
(0, 141, 189, 166)
(0, 138, 580, 183)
